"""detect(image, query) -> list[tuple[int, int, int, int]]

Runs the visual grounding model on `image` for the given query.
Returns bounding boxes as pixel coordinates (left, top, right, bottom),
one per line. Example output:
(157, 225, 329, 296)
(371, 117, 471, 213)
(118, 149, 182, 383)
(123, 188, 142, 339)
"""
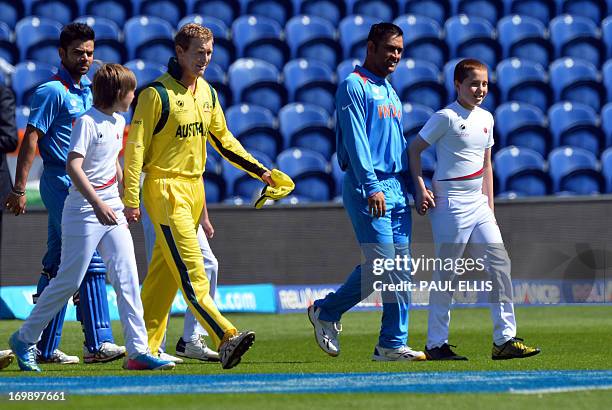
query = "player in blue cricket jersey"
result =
(308, 23, 426, 361)
(5, 23, 125, 364)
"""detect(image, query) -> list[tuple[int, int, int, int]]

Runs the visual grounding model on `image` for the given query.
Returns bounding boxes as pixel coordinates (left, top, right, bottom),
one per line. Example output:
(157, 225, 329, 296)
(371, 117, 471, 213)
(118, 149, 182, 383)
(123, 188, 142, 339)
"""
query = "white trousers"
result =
(141, 206, 219, 343)
(426, 194, 517, 348)
(20, 200, 149, 358)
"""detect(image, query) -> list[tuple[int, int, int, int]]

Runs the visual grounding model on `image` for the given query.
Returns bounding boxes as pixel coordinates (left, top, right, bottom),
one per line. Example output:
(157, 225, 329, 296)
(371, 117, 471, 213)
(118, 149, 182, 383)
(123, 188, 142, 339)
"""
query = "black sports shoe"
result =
(492, 337, 540, 360)
(425, 343, 468, 360)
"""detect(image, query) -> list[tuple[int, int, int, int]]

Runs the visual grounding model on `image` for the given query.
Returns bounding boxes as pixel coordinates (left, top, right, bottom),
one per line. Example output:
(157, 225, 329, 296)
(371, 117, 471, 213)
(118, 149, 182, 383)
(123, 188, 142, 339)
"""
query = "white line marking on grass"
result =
(511, 385, 612, 395)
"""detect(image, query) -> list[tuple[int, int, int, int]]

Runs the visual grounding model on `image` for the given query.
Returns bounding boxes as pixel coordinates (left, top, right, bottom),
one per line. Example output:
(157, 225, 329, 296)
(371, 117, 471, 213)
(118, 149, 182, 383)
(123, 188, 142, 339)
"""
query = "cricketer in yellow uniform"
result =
(122, 56, 269, 354)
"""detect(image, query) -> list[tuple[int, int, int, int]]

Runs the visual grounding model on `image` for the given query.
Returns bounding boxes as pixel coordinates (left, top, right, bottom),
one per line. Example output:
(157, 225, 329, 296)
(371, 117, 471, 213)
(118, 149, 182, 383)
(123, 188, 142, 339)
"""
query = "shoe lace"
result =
(510, 338, 527, 350)
(27, 345, 38, 363)
(333, 322, 342, 333)
(441, 344, 458, 355)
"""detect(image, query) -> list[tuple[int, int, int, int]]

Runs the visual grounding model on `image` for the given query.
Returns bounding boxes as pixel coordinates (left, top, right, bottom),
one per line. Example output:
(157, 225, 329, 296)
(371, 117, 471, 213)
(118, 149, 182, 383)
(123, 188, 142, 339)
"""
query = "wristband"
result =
(11, 188, 25, 196)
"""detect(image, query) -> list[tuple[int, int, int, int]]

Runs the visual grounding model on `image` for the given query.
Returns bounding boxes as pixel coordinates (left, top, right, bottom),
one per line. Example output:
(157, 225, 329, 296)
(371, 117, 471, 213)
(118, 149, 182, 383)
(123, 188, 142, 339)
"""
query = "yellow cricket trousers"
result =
(140, 175, 236, 352)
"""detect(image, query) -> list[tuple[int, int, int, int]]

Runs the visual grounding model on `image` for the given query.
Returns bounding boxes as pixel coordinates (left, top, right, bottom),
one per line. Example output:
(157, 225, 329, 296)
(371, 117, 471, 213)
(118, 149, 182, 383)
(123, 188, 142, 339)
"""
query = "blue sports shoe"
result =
(122, 353, 176, 371)
(8, 331, 40, 372)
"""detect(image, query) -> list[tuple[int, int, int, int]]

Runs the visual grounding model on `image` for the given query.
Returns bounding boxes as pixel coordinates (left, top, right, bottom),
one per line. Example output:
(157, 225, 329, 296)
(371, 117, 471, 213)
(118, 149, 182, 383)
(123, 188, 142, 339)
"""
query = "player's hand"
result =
(123, 207, 140, 224)
(368, 191, 386, 218)
(4, 191, 27, 216)
(416, 189, 435, 216)
(202, 218, 214, 239)
(93, 201, 118, 225)
(262, 170, 276, 187)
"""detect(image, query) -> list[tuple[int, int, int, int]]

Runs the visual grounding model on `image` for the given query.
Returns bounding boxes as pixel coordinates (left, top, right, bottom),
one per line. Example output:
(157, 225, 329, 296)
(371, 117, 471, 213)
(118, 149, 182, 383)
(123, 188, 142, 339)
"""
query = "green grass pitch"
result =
(1, 306, 611, 409)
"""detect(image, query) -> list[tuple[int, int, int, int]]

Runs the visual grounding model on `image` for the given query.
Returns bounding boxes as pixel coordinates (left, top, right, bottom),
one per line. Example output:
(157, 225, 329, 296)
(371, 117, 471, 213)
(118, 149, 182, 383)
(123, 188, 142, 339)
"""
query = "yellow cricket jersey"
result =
(123, 58, 269, 208)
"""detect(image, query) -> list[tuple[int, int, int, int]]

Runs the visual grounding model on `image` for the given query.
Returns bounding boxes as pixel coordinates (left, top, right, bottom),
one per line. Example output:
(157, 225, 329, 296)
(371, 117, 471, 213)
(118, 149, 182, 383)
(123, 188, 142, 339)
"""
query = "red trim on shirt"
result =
(52, 75, 70, 91)
(93, 175, 117, 190)
(352, 69, 369, 85)
(438, 167, 484, 181)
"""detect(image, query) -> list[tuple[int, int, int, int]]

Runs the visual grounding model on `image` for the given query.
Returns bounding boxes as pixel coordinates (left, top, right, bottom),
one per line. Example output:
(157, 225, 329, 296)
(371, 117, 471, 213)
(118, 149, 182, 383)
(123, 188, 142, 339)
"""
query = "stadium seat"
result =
(392, 59, 446, 111)
(339, 15, 378, 61)
(204, 154, 226, 203)
(29, 0, 78, 26)
(548, 101, 603, 156)
(603, 16, 612, 61)
(347, 0, 400, 22)
(124, 59, 165, 95)
(601, 147, 612, 192)
(136, 0, 186, 27)
(453, 0, 503, 25)
(243, 0, 293, 26)
(276, 147, 334, 201)
(79, 0, 133, 27)
(402, 102, 435, 140)
(12, 61, 57, 106)
(278, 102, 334, 158)
(178, 15, 234, 71)
(557, 0, 607, 24)
(504, 0, 556, 25)
(394, 14, 447, 69)
(75, 16, 125, 63)
(549, 14, 604, 67)
(330, 152, 344, 197)
(496, 190, 524, 199)
(497, 15, 551, 67)
(549, 57, 604, 112)
(602, 60, 612, 110)
(443, 58, 499, 112)
(0, 21, 16, 65)
(0, 0, 24, 29)
(337, 58, 360, 83)
(444, 15, 501, 69)
(494, 146, 549, 195)
(496, 58, 551, 112)
(124, 16, 174, 66)
(222, 149, 273, 200)
(495, 102, 549, 156)
(204, 63, 231, 108)
(15, 105, 30, 130)
(285, 15, 341, 70)
(601, 102, 612, 149)
(420, 149, 436, 179)
(15, 17, 62, 63)
(189, 0, 240, 27)
(283, 59, 336, 114)
(228, 58, 287, 113)
(295, 0, 347, 26)
(277, 194, 313, 205)
(548, 146, 603, 194)
(404, 0, 450, 25)
(232, 15, 289, 70)
(225, 104, 282, 160)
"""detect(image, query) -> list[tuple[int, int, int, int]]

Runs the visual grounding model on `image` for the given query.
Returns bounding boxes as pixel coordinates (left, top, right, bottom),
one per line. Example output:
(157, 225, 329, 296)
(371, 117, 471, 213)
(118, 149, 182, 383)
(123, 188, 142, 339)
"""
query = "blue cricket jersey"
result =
(28, 66, 93, 172)
(335, 65, 407, 197)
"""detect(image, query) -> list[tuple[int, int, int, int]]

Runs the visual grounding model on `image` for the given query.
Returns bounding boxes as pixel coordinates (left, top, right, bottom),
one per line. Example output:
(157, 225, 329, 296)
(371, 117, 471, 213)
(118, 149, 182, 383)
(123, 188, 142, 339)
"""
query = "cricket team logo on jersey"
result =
(175, 121, 204, 139)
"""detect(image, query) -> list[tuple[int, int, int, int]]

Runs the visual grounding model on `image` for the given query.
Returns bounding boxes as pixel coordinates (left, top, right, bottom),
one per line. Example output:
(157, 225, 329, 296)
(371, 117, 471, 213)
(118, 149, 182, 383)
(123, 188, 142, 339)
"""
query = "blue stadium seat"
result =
(285, 15, 341, 70)
(503, 0, 556, 25)
(548, 146, 603, 194)
(124, 16, 174, 66)
(404, 0, 450, 25)
(79, 0, 133, 27)
(444, 15, 501, 69)
(276, 147, 334, 201)
(337, 58, 360, 83)
(15, 17, 62, 63)
(277, 194, 314, 205)
(188, 0, 240, 27)
(557, 0, 607, 24)
(0, 0, 23, 29)
(12, 61, 57, 106)
(494, 146, 549, 195)
(136, 0, 186, 27)
(420, 149, 436, 180)
(550, 14, 604, 67)
(394, 14, 447, 69)
(222, 149, 273, 201)
(295, 0, 347, 26)
(602, 60, 612, 111)
(402, 102, 435, 140)
(347, 0, 400, 22)
(495, 102, 549, 156)
(279, 102, 334, 158)
(601, 147, 612, 192)
(549, 57, 604, 112)
(29, 0, 78, 26)
(496, 191, 525, 199)
(228, 58, 287, 113)
(232, 15, 289, 70)
(548, 101, 603, 156)
(243, 0, 293, 26)
(392, 59, 446, 111)
(497, 15, 551, 67)
(124, 59, 165, 95)
(452, 0, 503, 25)
(15, 105, 30, 130)
(225, 104, 282, 160)
(204, 154, 225, 202)
(603, 16, 612, 62)
(0, 21, 17, 65)
(283, 59, 336, 114)
(442, 58, 499, 112)
(204, 63, 231, 108)
(496, 58, 551, 112)
(339, 15, 378, 61)
(178, 15, 234, 71)
(601, 102, 612, 149)
(75, 16, 125, 63)
(330, 152, 344, 197)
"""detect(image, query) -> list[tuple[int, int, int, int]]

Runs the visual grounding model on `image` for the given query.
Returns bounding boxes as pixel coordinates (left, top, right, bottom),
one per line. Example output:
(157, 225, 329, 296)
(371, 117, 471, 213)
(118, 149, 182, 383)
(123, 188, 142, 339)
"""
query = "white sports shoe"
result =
(83, 342, 126, 364)
(0, 349, 15, 370)
(37, 349, 80, 364)
(372, 345, 427, 362)
(307, 305, 341, 357)
(158, 351, 184, 364)
(176, 337, 220, 362)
